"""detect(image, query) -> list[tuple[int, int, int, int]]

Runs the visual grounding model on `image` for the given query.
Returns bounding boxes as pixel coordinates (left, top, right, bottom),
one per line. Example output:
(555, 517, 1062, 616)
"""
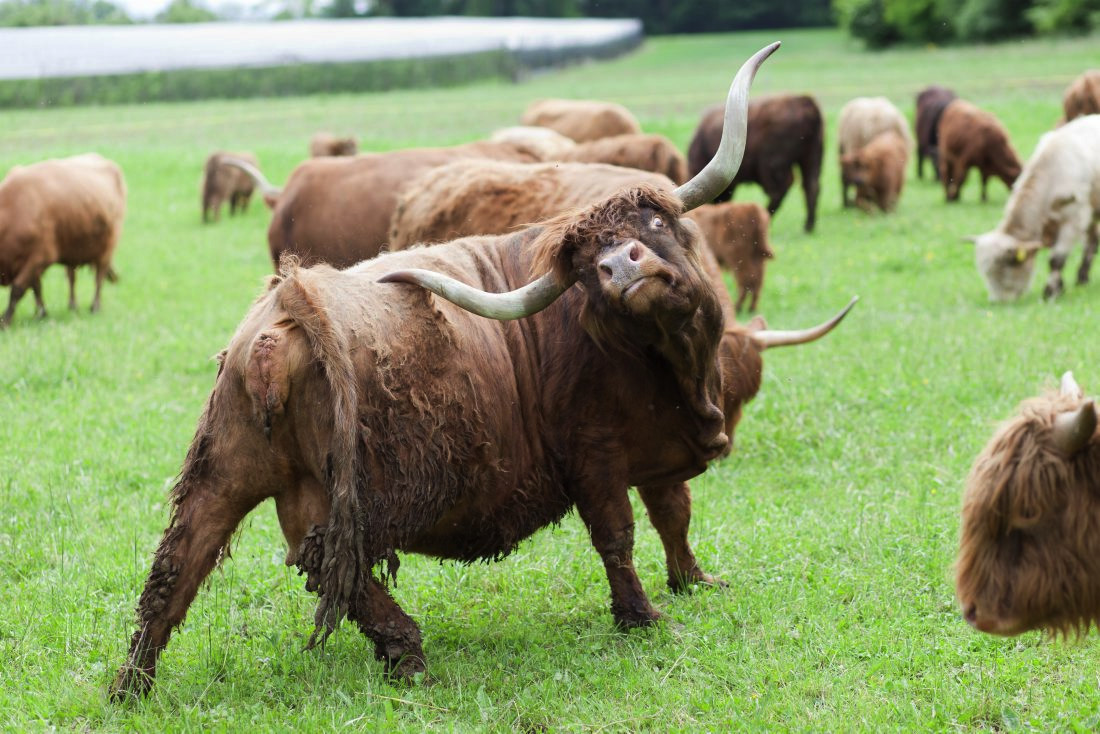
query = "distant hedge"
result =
(0, 32, 641, 108)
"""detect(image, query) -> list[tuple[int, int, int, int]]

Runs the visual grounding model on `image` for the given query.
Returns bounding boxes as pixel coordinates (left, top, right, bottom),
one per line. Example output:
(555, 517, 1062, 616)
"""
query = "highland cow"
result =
(914, 85, 956, 180)
(839, 131, 909, 213)
(1063, 70, 1100, 124)
(957, 371, 1100, 637)
(309, 133, 359, 157)
(520, 98, 642, 142)
(686, 94, 823, 232)
(685, 202, 773, 312)
(202, 151, 258, 223)
(837, 97, 912, 208)
(939, 99, 1021, 203)
(111, 44, 858, 701)
(0, 153, 126, 328)
(558, 133, 689, 184)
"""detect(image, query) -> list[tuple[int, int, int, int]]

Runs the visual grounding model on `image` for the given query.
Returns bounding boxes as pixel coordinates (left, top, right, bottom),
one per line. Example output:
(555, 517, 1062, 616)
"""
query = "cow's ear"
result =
(530, 215, 585, 286)
(1001, 241, 1041, 264)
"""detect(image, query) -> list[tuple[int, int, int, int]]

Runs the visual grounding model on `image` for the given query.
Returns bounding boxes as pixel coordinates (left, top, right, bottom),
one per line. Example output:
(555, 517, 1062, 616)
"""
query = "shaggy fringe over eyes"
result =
(960, 388, 1100, 636)
(528, 184, 687, 285)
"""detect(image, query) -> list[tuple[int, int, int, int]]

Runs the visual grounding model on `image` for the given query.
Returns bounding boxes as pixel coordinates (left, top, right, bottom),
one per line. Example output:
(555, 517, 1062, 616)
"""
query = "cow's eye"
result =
(651, 215, 664, 229)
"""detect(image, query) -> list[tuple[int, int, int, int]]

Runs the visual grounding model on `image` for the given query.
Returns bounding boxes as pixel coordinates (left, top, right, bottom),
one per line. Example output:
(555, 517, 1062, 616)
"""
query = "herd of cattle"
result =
(2, 43, 1100, 697)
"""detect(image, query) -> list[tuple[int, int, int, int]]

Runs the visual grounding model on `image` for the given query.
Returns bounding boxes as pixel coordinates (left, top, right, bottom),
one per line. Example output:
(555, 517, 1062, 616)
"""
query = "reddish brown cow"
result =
(558, 133, 689, 184)
(938, 99, 1021, 203)
(259, 141, 544, 269)
(687, 94, 823, 233)
(839, 131, 909, 213)
(309, 132, 359, 157)
(686, 202, 773, 312)
(202, 150, 258, 223)
(0, 153, 126, 328)
(1063, 70, 1100, 123)
(520, 98, 642, 142)
(915, 85, 957, 180)
(111, 44, 856, 700)
(957, 371, 1100, 637)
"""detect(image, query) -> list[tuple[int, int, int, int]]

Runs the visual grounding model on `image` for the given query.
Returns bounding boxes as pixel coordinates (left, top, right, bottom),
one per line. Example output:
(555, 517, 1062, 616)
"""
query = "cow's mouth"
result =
(621, 273, 674, 304)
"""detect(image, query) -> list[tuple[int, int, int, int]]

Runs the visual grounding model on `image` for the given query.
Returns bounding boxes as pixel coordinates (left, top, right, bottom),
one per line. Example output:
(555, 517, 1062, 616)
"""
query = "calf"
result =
(202, 150, 258, 223)
(839, 131, 909, 213)
(938, 99, 1021, 203)
(837, 97, 912, 208)
(685, 202, 773, 312)
(0, 153, 126, 327)
(957, 371, 1100, 637)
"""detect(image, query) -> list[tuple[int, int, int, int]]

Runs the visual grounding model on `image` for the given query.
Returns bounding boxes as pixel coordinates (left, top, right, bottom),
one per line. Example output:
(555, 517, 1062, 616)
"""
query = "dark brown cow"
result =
(111, 44, 854, 700)
(915, 85, 956, 180)
(839, 131, 909, 213)
(202, 150, 258, 223)
(520, 98, 642, 142)
(686, 202, 773, 312)
(1, 153, 126, 328)
(1063, 70, 1100, 123)
(938, 99, 1021, 203)
(262, 141, 544, 269)
(957, 371, 1100, 637)
(687, 94, 823, 233)
(558, 134, 689, 184)
(309, 132, 359, 157)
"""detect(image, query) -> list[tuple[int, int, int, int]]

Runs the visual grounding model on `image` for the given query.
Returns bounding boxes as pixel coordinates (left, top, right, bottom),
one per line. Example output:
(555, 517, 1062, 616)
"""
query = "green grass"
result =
(2, 26, 1100, 731)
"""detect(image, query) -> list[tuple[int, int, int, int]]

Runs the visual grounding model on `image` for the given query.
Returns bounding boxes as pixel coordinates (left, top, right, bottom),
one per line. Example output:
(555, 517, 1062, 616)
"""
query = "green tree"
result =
(154, 0, 218, 21)
(0, 0, 132, 25)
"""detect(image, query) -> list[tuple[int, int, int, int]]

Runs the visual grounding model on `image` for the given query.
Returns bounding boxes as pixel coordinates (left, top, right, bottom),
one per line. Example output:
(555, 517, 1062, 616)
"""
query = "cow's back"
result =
(521, 99, 642, 143)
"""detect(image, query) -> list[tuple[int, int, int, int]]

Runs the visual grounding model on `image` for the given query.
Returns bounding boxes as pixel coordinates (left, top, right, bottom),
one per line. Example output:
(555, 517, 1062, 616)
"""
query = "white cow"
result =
(971, 114, 1100, 301)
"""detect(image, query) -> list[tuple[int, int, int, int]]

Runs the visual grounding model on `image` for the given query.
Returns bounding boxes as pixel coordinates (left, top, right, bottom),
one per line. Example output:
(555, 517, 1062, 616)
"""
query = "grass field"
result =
(2, 26, 1100, 731)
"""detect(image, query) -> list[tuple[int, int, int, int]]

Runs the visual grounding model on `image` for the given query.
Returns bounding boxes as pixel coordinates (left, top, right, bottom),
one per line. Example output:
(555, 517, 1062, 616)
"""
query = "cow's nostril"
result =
(628, 242, 642, 262)
(599, 262, 613, 277)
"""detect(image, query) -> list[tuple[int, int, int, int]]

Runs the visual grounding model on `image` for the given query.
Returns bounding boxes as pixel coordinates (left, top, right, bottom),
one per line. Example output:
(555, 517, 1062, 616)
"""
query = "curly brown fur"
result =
(957, 388, 1100, 637)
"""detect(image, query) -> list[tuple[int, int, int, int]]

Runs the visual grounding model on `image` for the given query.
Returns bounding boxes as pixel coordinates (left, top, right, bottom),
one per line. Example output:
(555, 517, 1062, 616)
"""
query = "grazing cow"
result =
(0, 153, 126, 328)
(520, 98, 642, 143)
(111, 44, 851, 700)
(914, 85, 957, 180)
(685, 202, 773, 312)
(836, 97, 912, 208)
(687, 94, 823, 232)
(202, 151, 258, 223)
(957, 371, 1100, 637)
(309, 133, 359, 157)
(969, 115, 1100, 301)
(1063, 70, 1100, 124)
(938, 99, 1021, 203)
(557, 134, 689, 185)
(839, 131, 909, 213)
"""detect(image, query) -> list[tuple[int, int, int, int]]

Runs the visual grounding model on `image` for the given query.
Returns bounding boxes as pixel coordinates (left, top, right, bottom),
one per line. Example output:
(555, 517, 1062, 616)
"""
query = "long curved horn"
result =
(221, 156, 282, 200)
(749, 296, 859, 349)
(674, 41, 780, 212)
(1060, 370, 1083, 399)
(378, 269, 571, 321)
(1050, 399, 1096, 456)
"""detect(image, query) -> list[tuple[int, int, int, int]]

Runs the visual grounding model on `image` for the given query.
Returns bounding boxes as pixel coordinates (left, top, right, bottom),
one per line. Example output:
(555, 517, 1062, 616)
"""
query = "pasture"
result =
(2, 27, 1100, 730)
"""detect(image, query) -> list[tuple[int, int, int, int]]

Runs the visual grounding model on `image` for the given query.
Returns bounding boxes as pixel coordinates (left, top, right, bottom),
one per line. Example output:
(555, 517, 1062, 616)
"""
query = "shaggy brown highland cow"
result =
(957, 371, 1100, 636)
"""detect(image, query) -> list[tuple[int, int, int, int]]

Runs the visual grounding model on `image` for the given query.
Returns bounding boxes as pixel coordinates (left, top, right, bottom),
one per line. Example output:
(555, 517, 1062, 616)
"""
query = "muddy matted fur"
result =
(938, 99, 1021, 203)
(957, 384, 1100, 637)
(113, 184, 742, 699)
(0, 153, 126, 327)
(687, 94, 823, 232)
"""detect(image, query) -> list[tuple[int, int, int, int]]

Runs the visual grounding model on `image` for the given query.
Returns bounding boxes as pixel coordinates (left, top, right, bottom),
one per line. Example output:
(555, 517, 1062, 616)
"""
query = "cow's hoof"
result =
(109, 665, 153, 702)
(1043, 283, 1064, 300)
(613, 605, 662, 630)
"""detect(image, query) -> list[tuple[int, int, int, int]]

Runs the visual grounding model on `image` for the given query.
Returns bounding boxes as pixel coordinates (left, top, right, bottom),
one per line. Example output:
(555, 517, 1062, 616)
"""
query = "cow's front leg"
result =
(1044, 238, 1074, 300)
(638, 483, 725, 593)
(574, 485, 660, 629)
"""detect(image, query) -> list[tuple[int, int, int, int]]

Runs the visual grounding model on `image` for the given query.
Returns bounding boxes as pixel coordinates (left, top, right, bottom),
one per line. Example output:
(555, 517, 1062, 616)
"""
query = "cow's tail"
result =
(271, 256, 364, 646)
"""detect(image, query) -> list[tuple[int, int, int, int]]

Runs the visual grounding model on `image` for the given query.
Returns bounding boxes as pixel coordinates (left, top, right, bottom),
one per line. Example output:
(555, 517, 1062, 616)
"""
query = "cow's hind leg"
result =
(66, 267, 78, 311)
(638, 483, 725, 593)
(111, 482, 263, 700)
(31, 278, 47, 319)
(1076, 217, 1099, 285)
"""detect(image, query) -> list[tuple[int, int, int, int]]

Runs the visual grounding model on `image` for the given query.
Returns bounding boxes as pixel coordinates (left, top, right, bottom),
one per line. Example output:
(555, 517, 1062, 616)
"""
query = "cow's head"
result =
(970, 230, 1041, 301)
(957, 372, 1100, 637)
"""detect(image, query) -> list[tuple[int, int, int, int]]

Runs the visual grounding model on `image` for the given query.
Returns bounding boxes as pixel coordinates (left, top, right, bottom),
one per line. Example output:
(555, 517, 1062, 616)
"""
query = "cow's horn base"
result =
(379, 269, 569, 321)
